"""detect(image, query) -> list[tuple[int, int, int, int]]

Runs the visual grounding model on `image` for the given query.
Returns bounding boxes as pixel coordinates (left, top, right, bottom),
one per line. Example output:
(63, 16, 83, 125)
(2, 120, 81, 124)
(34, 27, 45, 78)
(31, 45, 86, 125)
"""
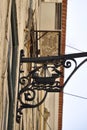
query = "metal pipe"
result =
(7, 0, 19, 129)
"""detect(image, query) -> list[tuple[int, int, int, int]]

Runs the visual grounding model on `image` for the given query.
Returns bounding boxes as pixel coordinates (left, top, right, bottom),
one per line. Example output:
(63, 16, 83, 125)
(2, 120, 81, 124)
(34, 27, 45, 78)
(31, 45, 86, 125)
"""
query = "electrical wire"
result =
(64, 44, 87, 100)
(63, 92, 87, 100)
(66, 44, 84, 52)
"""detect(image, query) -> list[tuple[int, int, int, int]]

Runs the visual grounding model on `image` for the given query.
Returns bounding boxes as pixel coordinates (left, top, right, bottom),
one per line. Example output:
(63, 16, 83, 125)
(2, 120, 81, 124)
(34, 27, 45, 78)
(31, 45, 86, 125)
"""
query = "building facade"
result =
(0, 0, 67, 130)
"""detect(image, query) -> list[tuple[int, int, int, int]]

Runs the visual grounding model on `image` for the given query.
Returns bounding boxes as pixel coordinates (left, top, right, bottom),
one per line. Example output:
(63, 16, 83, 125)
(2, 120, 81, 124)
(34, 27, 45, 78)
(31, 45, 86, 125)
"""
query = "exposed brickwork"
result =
(58, 0, 67, 130)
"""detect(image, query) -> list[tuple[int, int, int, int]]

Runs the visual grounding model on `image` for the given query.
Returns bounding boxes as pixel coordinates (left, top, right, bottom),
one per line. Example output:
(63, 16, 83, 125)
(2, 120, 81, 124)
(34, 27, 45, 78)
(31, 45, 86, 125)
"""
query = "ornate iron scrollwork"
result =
(16, 49, 87, 123)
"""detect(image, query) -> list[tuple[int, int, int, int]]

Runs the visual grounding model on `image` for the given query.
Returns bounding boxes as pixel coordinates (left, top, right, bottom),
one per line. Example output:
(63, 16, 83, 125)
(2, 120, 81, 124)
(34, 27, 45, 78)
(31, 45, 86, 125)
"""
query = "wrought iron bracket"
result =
(16, 49, 87, 123)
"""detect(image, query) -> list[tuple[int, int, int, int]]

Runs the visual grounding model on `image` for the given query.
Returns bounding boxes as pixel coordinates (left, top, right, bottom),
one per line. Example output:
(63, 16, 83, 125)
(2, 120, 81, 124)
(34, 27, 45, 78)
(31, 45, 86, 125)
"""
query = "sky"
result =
(62, 0, 87, 130)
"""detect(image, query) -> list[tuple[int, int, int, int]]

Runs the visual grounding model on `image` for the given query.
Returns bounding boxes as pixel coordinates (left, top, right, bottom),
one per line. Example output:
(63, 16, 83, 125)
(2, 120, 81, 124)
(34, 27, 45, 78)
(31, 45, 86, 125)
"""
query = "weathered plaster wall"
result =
(0, 1, 12, 130)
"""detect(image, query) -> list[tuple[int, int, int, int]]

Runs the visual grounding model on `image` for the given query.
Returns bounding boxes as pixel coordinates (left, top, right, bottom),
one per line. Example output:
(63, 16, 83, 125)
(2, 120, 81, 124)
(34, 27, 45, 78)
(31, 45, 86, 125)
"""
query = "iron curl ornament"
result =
(16, 49, 87, 123)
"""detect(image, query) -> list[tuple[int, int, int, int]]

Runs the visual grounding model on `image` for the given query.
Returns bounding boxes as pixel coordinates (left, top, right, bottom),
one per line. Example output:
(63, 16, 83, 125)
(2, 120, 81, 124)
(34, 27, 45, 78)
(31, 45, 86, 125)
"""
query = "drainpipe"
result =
(7, 0, 19, 130)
